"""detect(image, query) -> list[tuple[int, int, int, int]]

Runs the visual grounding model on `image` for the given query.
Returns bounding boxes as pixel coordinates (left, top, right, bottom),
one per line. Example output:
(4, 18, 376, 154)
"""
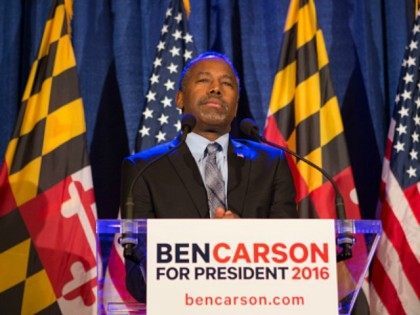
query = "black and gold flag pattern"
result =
(0, 0, 97, 313)
(264, 0, 361, 219)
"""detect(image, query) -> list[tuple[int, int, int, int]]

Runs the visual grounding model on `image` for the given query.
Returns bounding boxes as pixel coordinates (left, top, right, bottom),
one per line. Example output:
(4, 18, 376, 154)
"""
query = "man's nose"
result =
(209, 85, 222, 96)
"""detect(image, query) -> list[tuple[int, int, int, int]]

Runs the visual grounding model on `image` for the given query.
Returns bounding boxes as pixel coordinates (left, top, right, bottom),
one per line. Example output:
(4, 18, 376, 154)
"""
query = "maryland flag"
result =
(0, 0, 97, 313)
(264, 0, 360, 219)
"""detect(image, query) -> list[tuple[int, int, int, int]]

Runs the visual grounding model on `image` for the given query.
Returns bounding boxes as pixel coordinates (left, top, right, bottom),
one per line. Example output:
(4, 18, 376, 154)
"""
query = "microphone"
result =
(120, 114, 196, 263)
(240, 118, 354, 261)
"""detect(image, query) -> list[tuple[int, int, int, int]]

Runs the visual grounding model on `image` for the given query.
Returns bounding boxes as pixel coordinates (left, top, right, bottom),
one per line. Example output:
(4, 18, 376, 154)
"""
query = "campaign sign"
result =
(147, 219, 338, 315)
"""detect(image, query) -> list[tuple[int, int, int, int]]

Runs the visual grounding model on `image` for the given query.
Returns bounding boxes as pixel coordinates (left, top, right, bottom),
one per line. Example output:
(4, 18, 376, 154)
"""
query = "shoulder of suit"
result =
(231, 138, 286, 159)
(124, 139, 178, 165)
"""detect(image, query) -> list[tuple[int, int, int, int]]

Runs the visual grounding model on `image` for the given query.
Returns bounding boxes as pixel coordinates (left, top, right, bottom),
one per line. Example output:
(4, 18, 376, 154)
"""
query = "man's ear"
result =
(175, 91, 184, 110)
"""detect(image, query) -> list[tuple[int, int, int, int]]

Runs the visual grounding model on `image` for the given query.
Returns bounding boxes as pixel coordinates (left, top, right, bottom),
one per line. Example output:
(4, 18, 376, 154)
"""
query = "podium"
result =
(97, 219, 381, 315)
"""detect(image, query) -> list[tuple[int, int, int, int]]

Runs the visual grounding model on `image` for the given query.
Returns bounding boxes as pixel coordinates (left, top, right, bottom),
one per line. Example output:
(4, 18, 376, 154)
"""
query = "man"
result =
(121, 51, 297, 219)
(121, 52, 297, 302)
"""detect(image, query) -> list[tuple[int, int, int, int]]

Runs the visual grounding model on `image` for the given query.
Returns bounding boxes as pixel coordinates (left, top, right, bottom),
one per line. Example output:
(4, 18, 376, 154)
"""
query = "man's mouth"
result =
(205, 101, 222, 108)
(201, 98, 226, 110)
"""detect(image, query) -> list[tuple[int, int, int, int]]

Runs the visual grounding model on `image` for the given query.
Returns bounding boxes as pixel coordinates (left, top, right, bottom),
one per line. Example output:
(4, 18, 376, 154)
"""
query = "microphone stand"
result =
(241, 119, 354, 262)
(121, 114, 196, 263)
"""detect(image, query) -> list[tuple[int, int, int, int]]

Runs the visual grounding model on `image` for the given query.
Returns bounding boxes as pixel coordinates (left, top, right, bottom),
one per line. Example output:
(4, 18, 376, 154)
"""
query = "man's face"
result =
(176, 57, 239, 136)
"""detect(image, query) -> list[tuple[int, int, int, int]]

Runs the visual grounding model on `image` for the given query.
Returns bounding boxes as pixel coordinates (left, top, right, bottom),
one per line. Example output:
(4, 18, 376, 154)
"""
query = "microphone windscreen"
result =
(181, 114, 196, 133)
(240, 118, 260, 139)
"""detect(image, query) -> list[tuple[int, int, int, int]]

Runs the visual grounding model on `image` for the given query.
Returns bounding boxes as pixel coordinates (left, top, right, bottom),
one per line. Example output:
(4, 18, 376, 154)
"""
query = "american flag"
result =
(135, 0, 196, 151)
(370, 10, 420, 315)
(101, 1, 196, 311)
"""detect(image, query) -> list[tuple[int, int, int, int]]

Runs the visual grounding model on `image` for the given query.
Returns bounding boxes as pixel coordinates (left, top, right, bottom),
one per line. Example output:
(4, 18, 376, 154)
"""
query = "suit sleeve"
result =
(269, 154, 298, 218)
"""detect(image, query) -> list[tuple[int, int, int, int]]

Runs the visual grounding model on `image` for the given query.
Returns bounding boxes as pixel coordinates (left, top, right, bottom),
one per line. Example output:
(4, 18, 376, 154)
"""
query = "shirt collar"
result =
(186, 132, 229, 160)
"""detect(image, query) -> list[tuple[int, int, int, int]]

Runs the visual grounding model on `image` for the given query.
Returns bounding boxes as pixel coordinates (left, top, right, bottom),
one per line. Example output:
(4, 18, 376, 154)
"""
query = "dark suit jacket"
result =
(121, 136, 297, 219)
(121, 135, 297, 302)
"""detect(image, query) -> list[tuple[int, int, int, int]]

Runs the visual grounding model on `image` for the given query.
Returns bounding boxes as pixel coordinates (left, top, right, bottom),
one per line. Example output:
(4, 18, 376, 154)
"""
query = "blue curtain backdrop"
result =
(0, 0, 414, 219)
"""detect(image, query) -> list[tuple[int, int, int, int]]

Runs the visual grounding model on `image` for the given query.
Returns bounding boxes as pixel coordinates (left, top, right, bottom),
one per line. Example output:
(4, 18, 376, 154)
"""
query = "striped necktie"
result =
(204, 143, 226, 218)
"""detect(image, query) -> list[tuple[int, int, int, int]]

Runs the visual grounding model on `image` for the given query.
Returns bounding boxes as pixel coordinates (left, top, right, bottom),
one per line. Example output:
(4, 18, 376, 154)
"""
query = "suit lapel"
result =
(227, 139, 252, 217)
(167, 140, 209, 218)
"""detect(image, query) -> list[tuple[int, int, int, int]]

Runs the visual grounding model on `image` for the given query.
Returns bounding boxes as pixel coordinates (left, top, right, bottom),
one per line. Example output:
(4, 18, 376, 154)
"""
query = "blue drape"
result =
(0, 0, 414, 219)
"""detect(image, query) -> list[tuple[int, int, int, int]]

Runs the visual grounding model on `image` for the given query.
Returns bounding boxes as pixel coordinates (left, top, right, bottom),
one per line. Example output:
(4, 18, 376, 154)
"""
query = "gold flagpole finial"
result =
(183, 0, 191, 17)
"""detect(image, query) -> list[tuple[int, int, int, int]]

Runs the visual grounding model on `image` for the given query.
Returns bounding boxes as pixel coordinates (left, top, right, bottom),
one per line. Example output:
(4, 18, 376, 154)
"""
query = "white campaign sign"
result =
(147, 219, 338, 315)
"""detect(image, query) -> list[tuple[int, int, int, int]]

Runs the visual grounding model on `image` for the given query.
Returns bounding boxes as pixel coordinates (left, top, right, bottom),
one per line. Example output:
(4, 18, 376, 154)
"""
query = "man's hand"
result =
(214, 207, 240, 219)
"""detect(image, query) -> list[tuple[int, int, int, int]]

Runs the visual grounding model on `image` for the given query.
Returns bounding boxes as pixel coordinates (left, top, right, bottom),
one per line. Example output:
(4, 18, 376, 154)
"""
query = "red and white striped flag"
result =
(370, 10, 420, 315)
(100, 215, 139, 313)
(102, 0, 195, 311)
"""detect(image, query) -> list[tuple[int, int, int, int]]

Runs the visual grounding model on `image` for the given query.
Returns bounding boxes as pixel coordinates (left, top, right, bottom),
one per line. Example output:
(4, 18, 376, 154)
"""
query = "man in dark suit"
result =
(121, 51, 297, 219)
(121, 51, 297, 302)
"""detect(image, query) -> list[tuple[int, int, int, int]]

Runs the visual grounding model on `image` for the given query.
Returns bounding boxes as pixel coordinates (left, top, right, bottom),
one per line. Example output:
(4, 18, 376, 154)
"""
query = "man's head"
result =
(176, 52, 240, 140)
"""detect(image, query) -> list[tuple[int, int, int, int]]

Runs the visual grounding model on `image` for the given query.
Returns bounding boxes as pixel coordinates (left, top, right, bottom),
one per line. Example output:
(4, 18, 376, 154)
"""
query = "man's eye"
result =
(197, 78, 209, 83)
(222, 81, 233, 87)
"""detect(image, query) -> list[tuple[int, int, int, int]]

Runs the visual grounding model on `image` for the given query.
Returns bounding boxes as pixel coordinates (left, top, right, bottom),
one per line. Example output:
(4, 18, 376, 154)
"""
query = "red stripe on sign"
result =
(381, 200, 420, 296)
(371, 256, 406, 315)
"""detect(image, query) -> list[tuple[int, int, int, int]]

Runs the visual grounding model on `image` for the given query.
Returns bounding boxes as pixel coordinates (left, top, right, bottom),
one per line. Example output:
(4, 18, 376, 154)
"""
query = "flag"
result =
(264, 0, 360, 220)
(101, 0, 197, 310)
(370, 10, 420, 315)
(135, 0, 197, 151)
(0, 0, 97, 314)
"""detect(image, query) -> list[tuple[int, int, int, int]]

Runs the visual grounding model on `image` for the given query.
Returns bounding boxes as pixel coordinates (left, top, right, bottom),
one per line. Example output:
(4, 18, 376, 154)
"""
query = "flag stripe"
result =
(295, 111, 320, 157)
(296, 37, 318, 84)
(49, 67, 81, 113)
(382, 158, 420, 257)
(31, 41, 58, 96)
(294, 73, 321, 124)
(381, 201, 420, 294)
(321, 134, 352, 177)
(107, 243, 138, 303)
(26, 240, 44, 277)
(297, 194, 318, 218)
(404, 184, 420, 222)
(319, 66, 335, 106)
(320, 97, 344, 144)
(370, 285, 389, 315)
(0, 210, 29, 254)
(278, 25, 297, 71)
(371, 256, 406, 315)
(0, 282, 25, 314)
(268, 63, 297, 114)
(39, 133, 89, 192)
(375, 231, 419, 314)
(9, 119, 45, 175)
(296, 1, 317, 48)
(273, 102, 295, 140)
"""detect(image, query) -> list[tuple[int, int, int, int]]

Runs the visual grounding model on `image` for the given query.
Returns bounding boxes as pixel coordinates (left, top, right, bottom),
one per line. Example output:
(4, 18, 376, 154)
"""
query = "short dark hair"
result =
(178, 51, 240, 90)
